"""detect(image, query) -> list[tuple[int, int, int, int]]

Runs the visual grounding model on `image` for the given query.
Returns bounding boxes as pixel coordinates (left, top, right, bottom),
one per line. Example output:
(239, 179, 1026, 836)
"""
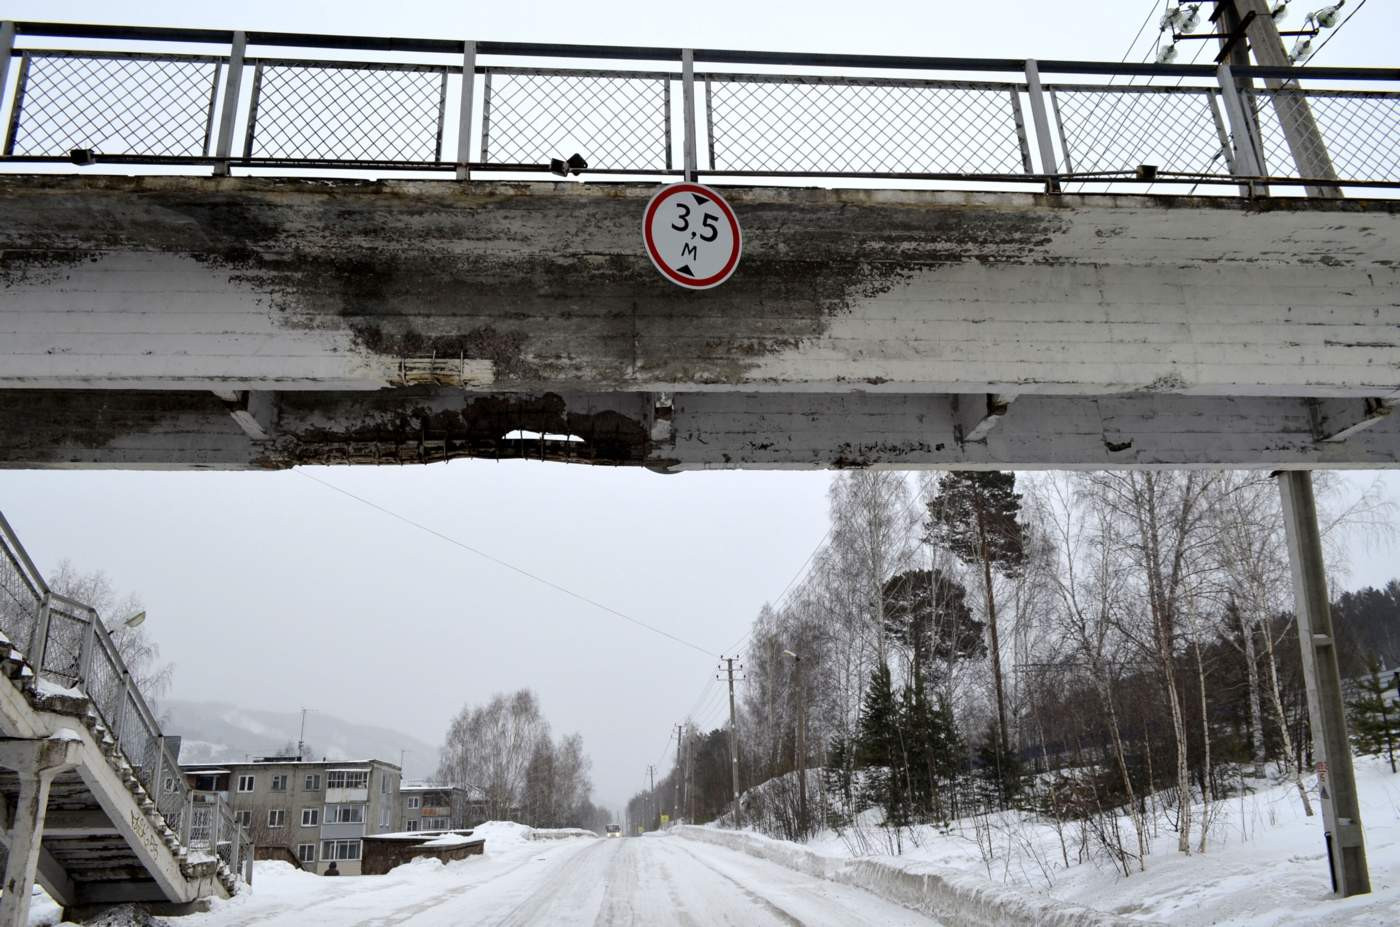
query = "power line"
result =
(297, 470, 719, 658)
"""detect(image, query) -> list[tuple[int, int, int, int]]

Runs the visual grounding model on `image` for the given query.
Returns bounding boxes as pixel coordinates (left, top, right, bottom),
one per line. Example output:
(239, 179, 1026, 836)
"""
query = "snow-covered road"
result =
(159, 830, 945, 927)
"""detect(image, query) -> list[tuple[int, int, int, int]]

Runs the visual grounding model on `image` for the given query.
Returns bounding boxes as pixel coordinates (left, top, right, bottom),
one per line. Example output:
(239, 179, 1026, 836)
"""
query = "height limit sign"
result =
(643, 183, 742, 290)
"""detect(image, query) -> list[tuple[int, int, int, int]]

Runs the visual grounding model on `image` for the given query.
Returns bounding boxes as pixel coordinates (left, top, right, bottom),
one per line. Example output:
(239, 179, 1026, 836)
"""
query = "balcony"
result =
(325, 788, 368, 803)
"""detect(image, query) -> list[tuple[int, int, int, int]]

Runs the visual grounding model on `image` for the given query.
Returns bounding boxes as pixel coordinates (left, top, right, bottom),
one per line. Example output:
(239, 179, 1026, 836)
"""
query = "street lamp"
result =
(782, 649, 808, 837)
(107, 611, 145, 632)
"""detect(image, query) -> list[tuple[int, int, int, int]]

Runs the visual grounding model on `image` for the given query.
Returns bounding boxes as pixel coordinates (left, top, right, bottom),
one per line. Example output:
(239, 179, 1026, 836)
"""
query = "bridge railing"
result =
(0, 21, 1396, 193)
(0, 509, 252, 884)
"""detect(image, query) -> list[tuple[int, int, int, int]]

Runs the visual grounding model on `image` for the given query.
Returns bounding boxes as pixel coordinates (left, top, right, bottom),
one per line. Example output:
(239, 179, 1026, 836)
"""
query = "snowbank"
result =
(677, 825, 1159, 927)
(529, 827, 599, 841)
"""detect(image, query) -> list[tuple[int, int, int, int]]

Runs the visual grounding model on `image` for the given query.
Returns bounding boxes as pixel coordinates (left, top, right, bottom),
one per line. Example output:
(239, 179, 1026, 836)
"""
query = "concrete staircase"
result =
(0, 513, 249, 921)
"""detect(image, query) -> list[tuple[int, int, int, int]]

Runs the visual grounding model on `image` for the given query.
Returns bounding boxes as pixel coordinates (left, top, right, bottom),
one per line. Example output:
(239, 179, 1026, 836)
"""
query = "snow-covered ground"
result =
(798, 755, 1400, 927)
(29, 820, 947, 926)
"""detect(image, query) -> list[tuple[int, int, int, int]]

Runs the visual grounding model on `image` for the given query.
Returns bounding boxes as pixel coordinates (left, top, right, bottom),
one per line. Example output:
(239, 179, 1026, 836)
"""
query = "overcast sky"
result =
(3, 0, 1398, 813)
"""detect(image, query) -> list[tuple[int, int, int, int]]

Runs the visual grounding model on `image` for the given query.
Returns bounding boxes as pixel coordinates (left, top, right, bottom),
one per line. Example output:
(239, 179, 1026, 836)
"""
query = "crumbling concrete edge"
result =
(674, 825, 1163, 927)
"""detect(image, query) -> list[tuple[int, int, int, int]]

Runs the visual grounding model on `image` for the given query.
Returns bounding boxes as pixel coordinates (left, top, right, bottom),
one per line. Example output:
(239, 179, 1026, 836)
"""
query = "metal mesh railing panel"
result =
(482, 68, 671, 171)
(157, 760, 191, 833)
(37, 604, 89, 688)
(705, 76, 1030, 175)
(1049, 84, 1232, 178)
(5, 51, 220, 158)
(246, 60, 448, 163)
(1247, 87, 1400, 183)
(0, 536, 41, 656)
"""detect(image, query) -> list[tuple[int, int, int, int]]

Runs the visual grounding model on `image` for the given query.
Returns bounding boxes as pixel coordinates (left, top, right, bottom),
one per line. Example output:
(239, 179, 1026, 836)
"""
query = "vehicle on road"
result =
(605, 824, 622, 838)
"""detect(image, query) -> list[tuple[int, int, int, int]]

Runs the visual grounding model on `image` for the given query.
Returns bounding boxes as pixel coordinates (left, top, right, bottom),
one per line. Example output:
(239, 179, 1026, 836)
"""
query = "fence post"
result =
(30, 592, 52, 674)
(455, 40, 477, 180)
(213, 30, 247, 177)
(1023, 59, 1060, 193)
(681, 49, 698, 182)
(0, 22, 14, 114)
(1216, 62, 1265, 196)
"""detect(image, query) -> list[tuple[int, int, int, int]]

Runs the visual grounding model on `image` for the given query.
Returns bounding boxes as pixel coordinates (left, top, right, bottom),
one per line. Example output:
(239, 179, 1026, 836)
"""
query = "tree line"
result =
(437, 687, 611, 831)
(629, 470, 1398, 874)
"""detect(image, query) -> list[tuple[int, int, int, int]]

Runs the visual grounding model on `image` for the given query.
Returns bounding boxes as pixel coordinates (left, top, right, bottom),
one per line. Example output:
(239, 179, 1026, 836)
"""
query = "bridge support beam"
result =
(0, 736, 81, 926)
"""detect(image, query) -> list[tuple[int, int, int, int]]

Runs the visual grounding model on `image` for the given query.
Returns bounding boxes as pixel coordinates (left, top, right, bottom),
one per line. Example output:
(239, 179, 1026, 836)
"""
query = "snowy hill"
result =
(164, 700, 440, 780)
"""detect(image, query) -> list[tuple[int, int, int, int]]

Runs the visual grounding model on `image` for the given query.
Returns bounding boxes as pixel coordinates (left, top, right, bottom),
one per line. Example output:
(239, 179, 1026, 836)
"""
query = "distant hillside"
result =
(165, 700, 440, 780)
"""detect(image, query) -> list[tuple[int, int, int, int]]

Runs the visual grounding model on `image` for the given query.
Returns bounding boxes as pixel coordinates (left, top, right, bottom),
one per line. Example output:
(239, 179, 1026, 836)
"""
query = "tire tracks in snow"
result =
(660, 838, 806, 927)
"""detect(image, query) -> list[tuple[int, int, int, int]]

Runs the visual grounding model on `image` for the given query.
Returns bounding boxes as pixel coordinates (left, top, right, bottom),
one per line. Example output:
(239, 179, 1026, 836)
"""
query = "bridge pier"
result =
(0, 736, 81, 925)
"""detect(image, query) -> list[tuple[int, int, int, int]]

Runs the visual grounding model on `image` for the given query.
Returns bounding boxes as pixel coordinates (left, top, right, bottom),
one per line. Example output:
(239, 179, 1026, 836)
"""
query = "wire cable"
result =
(297, 470, 719, 658)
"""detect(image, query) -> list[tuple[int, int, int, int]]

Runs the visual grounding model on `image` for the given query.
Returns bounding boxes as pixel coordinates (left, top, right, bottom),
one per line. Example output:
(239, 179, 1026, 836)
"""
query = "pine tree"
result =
(925, 471, 1027, 797)
(1348, 661, 1399, 773)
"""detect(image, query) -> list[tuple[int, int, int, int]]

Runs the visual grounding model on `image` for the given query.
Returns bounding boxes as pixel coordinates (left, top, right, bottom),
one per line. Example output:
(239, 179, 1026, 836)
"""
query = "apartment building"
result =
(399, 783, 487, 832)
(183, 757, 401, 875)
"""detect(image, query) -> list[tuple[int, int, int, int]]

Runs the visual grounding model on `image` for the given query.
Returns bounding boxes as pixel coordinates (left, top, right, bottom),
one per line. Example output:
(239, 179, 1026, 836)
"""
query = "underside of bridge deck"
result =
(1, 176, 1397, 470)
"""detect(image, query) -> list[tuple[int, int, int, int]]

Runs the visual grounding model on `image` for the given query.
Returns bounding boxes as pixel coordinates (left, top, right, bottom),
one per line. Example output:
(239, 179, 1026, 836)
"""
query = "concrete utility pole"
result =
(721, 657, 743, 827)
(1215, 0, 1369, 897)
(783, 649, 808, 836)
(648, 764, 656, 831)
(673, 723, 684, 823)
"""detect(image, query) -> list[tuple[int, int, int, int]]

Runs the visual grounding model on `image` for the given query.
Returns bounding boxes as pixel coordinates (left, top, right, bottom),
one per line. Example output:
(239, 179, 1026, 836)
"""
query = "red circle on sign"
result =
(643, 183, 742, 289)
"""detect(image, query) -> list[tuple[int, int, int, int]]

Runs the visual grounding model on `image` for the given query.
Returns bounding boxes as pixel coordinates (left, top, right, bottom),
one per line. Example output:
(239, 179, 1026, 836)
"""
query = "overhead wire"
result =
(297, 470, 719, 658)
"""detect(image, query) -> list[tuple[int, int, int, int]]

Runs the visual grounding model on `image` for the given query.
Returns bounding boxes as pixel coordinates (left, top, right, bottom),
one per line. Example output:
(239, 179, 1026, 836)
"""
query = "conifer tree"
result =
(1348, 661, 1399, 773)
(925, 472, 1027, 778)
(856, 662, 908, 826)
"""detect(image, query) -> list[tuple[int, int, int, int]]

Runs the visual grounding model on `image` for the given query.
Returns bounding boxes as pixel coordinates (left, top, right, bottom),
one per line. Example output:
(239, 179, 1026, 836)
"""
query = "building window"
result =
(301, 808, 320, 827)
(407, 797, 420, 810)
(406, 820, 419, 832)
(163, 776, 176, 793)
(268, 809, 286, 828)
(321, 839, 361, 861)
(325, 804, 365, 824)
(424, 817, 449, 830)
(326, 770, 368, 790)
(235, 810, 252, 828)
(297, 844, 317, 864)
(381, 805, 390, 828)
(237, 775, 255, 793)
(304, 774, 321, 791)
(271, 775, 288, 792)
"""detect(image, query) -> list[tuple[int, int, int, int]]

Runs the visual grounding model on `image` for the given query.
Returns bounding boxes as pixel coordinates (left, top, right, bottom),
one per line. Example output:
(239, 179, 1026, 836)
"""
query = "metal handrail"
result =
(0, 508, 252, 886)
(0, 21, 1396, 191)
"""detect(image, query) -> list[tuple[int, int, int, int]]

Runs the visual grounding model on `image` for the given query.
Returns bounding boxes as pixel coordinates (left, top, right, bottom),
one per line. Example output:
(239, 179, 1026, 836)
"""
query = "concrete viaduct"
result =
(1, 176, 1398, 471)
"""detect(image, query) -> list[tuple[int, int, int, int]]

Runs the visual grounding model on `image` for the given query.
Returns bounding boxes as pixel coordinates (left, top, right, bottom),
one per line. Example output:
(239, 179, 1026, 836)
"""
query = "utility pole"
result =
(297, 707, 312, 761)
(673, 723, 684, 824)
(783, 649, 808, 836)
(1213, 0, 1368, 897)
(721, 657, 743, 827)
(648, 764, 656, 831)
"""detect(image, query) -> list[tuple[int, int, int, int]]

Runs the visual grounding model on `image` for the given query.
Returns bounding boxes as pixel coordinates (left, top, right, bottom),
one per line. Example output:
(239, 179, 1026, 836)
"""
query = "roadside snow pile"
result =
(677, 825, 1147, 927)
(471, 821, 534, 849)
(529, 827, 599, 840)
(711, 754, 1400, 927)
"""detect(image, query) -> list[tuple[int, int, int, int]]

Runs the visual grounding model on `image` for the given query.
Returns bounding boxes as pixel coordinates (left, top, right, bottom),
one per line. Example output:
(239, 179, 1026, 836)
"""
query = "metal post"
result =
(681, 49, 698, 182)
(1278, 471, 1370, 895)
(455, 41, 477, 180)
(0, 21, 15, 113)
(30, 592, 52, 672)
(724, 657, 742, 827)
(1023, 59, 1060, 193)
(213, 30, 247, 177)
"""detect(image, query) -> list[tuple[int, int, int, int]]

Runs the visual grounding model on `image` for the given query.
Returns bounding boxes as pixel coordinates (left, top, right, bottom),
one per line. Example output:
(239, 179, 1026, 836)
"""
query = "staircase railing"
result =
(0, 508, 252, 885)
